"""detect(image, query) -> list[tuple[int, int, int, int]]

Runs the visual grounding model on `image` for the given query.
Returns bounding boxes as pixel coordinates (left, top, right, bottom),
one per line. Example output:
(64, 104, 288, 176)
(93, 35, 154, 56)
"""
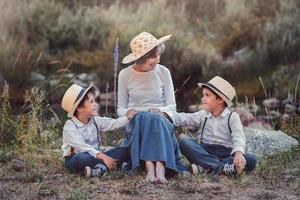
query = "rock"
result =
(245, 121, 272, 130)
(234, 107, 256, 126)
(30, 72, 45, 82)
(244, 127, 299, 156)
(285, 103, 296, 114)
(280, 113, 291, 123)
(282, 97, 294, 106)
(262, 98, 280, 109)
(11, 158, 26, 172)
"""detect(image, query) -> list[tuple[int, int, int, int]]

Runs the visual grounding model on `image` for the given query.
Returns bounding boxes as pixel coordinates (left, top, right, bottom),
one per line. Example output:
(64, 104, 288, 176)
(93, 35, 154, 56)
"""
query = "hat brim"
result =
(122, 34, 172, 64)
(198, 83, 233, 107)
(67, 85, 93, 117)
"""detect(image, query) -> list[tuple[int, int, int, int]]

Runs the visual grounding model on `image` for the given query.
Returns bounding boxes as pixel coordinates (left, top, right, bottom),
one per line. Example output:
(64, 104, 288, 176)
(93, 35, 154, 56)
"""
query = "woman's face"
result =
(140, 54, 160, 72)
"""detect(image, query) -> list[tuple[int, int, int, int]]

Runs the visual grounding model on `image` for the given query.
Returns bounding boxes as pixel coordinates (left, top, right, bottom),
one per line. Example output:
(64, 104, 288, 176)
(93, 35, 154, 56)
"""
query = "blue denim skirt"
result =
(123, 112, 186, 176)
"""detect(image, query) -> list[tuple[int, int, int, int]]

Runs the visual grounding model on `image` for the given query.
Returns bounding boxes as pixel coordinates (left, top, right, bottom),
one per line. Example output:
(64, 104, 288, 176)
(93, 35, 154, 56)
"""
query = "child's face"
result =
(77, 92, 99, 117)
(201, 88, 224, 111)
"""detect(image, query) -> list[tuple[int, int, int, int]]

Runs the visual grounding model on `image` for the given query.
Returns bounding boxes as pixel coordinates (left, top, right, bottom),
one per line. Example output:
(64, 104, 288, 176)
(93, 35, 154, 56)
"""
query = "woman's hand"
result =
(126, 109, 137, 120)
(233, 151, 246, 174)
(96, 153, 117, 170)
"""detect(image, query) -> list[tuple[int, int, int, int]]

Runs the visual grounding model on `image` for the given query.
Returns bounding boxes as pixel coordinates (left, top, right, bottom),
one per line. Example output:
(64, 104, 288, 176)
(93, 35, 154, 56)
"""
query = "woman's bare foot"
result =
(145, 161, 155, 182)
(155, 161, 168, 183)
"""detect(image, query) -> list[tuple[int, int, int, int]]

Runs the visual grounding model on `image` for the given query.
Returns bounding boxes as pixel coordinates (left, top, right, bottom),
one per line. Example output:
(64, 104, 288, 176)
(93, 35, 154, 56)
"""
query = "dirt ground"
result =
(0, 152, 299, 200)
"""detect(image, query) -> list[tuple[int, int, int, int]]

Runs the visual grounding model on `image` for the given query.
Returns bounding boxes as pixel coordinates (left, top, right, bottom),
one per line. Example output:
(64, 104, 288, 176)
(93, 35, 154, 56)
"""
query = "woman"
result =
(118, 32, 186, 183)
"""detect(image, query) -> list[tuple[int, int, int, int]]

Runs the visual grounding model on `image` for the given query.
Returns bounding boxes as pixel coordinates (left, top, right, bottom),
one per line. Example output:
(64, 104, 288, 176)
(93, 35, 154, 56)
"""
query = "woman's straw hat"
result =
(198, 76, 236, 107)
(122, 32, 171, 64)
(61, 84, 93, 117)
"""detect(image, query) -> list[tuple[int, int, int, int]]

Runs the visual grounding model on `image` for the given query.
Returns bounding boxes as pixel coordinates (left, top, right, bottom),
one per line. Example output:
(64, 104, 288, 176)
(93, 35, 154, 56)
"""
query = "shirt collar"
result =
(220, 107, 230, 118)
(71, 116, 92, 127)
(206, 107, 230, 118)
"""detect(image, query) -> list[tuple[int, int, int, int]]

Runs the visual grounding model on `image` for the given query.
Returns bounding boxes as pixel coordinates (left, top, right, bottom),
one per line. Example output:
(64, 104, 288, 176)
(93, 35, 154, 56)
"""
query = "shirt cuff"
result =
(231, 147, 245, 156)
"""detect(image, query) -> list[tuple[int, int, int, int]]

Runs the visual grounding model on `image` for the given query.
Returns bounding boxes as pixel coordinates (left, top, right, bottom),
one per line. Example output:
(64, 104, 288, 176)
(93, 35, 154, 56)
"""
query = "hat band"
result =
(206, 83, 230, 101)
(74, 88, 85, 105)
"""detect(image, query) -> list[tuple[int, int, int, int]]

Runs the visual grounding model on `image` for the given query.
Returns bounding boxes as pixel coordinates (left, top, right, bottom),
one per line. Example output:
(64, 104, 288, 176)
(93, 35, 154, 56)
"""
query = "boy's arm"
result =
(117, 70, 129, 117)
(63, 125, 100, 158)
(157, 68, 176, 115)
(229, 112, 246, 155)
(172, 110, 206, 128)
(94, 116, 129, 132)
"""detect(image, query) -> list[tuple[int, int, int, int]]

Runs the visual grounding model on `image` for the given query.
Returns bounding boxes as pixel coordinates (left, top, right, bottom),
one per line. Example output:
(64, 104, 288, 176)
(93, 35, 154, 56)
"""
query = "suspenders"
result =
(200, 111, 233, 143)
(70, 118, 100, 155)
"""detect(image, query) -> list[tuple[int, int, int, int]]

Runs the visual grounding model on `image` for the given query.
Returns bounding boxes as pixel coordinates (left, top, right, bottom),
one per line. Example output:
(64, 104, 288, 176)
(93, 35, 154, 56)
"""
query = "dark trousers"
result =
(178, 135, 257, 174)
(64, 147, 130, 173)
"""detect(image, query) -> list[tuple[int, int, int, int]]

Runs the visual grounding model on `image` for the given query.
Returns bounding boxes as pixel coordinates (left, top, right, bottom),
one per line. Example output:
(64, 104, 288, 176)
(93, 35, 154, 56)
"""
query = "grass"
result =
(0, 0, 299, 198)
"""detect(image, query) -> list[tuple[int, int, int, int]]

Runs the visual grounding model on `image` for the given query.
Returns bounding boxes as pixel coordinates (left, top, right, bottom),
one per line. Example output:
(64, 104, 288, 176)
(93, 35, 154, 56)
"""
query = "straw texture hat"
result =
(198, 76, 236, 107)
(122, 32, 171, 64)
(61, 84, 93, 117)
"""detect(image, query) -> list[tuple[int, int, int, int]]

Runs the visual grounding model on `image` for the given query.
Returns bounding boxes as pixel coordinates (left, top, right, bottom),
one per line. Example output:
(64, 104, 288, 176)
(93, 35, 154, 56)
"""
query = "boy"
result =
(61, 83, 131, 178)
(172, 76, 256, 176)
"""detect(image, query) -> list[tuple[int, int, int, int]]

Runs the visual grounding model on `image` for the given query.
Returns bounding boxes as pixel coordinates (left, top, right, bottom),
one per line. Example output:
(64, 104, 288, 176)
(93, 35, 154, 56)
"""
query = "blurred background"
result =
(0, 0, 300, 146)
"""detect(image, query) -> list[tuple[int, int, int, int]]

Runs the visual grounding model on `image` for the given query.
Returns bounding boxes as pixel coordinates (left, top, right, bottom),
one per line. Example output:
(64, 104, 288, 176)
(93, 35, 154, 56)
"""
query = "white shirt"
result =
(172, 108, 246, 155)
(117, 64, 176, 118)
(61, 116, 129, 158)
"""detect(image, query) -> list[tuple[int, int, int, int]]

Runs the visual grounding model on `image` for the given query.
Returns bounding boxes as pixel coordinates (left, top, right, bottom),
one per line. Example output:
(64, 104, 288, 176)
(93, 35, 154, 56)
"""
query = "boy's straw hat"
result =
(122, 32, 171, 64)
(198, 76, 236, 107)
(61, 84, 93, 117)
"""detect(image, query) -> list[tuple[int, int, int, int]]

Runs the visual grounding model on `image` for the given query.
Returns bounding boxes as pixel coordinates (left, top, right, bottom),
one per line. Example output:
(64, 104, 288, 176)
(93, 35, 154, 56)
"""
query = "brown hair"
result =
(74, 86, 96, 117)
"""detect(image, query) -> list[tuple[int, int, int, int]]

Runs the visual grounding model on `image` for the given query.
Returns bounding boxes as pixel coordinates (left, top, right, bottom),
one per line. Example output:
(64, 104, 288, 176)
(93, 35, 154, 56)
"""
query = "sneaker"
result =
(121, 162, 131, 172)
(222, 163, 236, 176)
(84, 166, 107, 178)
(191, 163, 205, 175)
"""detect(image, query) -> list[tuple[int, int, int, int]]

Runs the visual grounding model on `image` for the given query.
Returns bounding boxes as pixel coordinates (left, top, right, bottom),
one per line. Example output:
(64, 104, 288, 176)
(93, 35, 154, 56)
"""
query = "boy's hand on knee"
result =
(233, 151, 246, 174)
(96, 153, 117, 170)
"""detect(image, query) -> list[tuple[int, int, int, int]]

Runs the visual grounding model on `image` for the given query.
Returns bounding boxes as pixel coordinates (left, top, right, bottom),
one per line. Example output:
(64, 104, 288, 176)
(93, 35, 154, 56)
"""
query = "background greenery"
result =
(0, 1, 299, 199)
(0, 0, 299, 147)
(1, 0, 300, 108)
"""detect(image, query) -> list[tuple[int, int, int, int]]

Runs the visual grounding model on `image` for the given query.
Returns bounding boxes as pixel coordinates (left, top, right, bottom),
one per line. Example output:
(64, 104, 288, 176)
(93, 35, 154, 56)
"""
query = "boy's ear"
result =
(76, 106, 83, 113)
(217, 98, 225, 105)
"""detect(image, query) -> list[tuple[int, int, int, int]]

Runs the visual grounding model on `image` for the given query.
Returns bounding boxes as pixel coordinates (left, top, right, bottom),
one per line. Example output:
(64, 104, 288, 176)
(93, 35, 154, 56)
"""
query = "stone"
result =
(244, 127, 299, 156)
(11, 158, 26, 172)
(262, 98, 280, 109)
(234, 107, 256, 126)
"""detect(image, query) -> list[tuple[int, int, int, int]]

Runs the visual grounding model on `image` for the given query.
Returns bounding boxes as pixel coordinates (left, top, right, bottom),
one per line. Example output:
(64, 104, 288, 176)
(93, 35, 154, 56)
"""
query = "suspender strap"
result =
(200, 111, 234, 143)
(200, 117, 208, 143)
(228, 111, 233, 134)
(70, 118, 101, 149)
(91, 117, 100, 145)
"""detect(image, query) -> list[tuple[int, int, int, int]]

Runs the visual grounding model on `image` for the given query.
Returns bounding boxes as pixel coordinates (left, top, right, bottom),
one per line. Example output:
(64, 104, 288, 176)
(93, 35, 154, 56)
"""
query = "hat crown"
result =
(129, 32, 158, 56)
(122, 32, 171, 64)
(61, 84, 83, 113)
(208, 76, 235, 101)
